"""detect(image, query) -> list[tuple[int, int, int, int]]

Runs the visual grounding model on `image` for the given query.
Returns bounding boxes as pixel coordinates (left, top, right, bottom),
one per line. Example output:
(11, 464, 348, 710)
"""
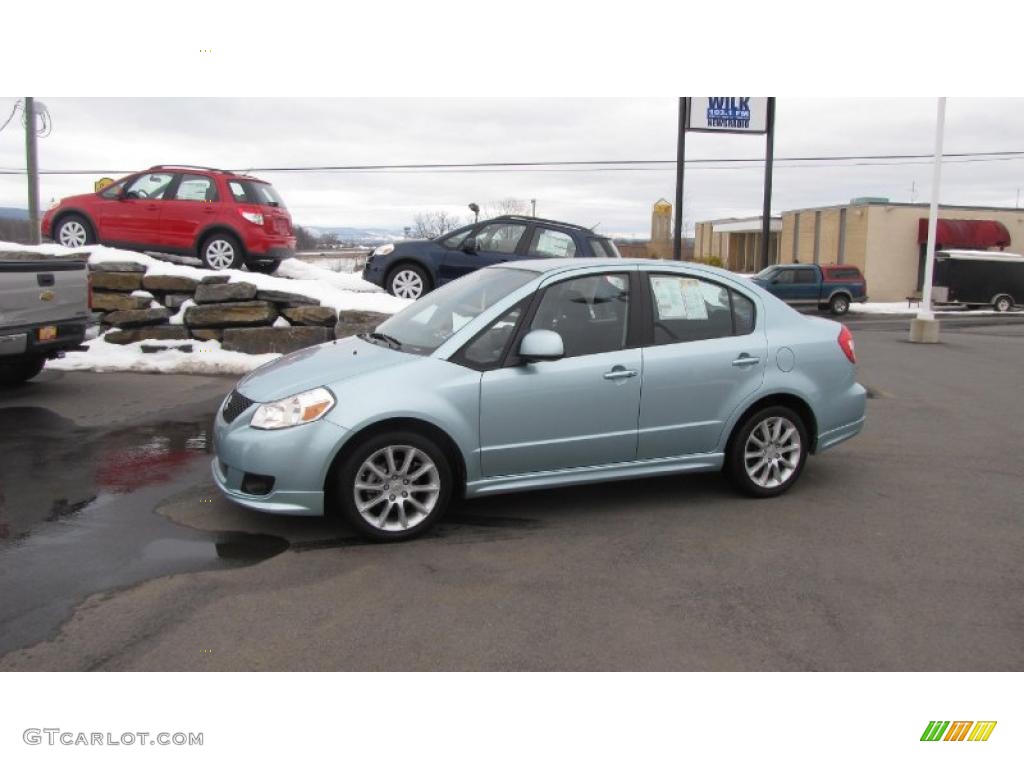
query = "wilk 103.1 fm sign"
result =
(686, 97, 769, 134)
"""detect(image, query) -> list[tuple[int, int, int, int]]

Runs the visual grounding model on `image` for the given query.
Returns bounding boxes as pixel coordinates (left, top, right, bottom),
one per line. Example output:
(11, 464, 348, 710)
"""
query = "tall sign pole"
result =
(25, 97, 41, 246)
(910, 97, 946, 344)
(673, 97, 688, 261)
(758, 97, 776, 270)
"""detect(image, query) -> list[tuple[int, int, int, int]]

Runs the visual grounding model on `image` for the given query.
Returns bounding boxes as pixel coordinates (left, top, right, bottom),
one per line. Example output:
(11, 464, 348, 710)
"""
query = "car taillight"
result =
(838, 324, 856, 364)
(239, 208, 264, 226)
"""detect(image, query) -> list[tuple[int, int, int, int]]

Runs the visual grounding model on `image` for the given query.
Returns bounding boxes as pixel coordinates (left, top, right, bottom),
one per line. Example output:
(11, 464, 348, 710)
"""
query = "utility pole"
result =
(758, 97, 776, 271)
(25, 97, 41, 245)
(673, 97, 689, 260)
(910, 97, 946, 344)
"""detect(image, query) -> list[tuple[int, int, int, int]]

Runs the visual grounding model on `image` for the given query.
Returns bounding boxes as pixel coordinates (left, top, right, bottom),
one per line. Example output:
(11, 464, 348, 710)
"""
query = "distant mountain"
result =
(0, 207, 28, 220)
(301, 226, 407, 244)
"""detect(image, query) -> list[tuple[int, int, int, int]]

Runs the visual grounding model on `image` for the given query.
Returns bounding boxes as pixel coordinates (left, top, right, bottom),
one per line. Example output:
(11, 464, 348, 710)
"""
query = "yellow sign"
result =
(94, 177, 115, 193)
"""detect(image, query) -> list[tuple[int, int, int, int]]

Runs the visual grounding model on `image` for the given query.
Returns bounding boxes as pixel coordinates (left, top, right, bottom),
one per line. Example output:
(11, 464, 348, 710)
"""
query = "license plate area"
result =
(38, 325, 58, 341)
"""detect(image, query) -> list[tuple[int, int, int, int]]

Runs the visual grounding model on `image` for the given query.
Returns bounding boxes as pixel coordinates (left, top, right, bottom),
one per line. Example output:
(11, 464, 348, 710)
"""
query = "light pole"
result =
(468, 202, 479, 223)
(910, 97, 946, 344)
(25, 97, 40, 245)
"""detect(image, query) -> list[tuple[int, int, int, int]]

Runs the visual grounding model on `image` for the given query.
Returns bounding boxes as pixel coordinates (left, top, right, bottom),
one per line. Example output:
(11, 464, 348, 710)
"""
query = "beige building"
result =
(694, 217, 781, 272)
(698, 200, 1024, 301)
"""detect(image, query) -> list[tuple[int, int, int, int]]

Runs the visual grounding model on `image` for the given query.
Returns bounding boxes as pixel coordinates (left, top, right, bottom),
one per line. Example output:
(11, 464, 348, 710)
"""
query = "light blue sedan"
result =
(213, 259, 866, 541)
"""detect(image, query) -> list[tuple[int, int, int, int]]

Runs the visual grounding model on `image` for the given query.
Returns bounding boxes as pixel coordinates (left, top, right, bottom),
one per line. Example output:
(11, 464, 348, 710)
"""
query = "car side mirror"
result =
(519, 329, 564, 363)
(462, 237, 478, 254)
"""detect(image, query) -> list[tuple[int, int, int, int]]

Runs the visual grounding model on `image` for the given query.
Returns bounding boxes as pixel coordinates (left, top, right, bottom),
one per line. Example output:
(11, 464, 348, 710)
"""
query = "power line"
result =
(2, 150, 1024, 176)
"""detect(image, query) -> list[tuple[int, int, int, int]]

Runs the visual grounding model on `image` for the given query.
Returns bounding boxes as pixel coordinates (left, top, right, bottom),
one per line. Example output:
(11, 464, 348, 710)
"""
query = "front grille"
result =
(222, 390, 254, 424)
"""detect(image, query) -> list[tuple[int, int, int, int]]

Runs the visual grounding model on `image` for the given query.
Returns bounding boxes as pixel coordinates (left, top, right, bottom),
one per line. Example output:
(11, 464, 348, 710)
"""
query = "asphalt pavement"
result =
(0, 318, 1021, 671)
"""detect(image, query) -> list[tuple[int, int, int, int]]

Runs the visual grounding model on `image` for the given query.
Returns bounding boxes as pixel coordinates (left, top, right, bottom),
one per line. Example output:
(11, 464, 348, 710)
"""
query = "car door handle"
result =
(732, 355, 760, 367)
(603, 366, 639, 380)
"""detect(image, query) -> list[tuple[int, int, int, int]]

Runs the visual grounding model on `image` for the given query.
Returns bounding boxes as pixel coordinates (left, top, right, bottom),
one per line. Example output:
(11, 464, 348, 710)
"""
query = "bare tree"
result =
(483, 198, 531, 219)
(412, 211, 462, 239)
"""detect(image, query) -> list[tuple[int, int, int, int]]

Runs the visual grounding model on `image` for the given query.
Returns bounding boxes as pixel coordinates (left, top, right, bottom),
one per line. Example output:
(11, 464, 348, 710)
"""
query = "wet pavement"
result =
(0, 403, 287, 656)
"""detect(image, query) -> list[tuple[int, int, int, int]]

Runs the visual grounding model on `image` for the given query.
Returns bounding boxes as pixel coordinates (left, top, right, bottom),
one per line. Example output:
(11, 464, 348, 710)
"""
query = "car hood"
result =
(236, 336, 410, 403)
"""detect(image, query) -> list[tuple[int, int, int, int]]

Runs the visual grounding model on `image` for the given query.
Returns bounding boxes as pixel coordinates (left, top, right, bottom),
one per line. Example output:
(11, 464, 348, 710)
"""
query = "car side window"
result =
(174, 174, 218, 202)
(528, 227, 577, 258)
(648, 274, 754, 345)
(443, 228, 473, 249)
(474, 223, 526, 254)
(456, 301, 526, 370)
(773, 269, 795, 284)
(125, 173, 174, 200)
(794, 269, 817, 284)
(228, 181, 251, 202)
(530, 273, 630, 358)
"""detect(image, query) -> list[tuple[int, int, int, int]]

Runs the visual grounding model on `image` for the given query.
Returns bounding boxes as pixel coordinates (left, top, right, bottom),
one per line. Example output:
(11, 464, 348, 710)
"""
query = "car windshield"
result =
(372, 268, 536, 355)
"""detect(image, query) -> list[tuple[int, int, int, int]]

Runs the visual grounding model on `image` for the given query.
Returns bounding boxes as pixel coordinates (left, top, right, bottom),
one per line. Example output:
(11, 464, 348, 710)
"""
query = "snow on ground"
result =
(0, 241, 411, 315)
(47, 335, 279, 376)
(847, 301, 1014, 316)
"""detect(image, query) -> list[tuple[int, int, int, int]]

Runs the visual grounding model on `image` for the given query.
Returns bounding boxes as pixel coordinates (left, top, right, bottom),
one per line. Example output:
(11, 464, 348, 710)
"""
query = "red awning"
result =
(917, 218, 1011, 249)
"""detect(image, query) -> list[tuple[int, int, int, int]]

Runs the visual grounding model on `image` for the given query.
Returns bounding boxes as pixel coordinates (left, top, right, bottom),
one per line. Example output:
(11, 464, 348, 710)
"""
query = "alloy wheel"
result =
(744, 416, 802, 489)
(58, 220, 87, 247)
(205, 239, 235, 270)
(353, 445, 441, 532)
(391, 270, 424, 299)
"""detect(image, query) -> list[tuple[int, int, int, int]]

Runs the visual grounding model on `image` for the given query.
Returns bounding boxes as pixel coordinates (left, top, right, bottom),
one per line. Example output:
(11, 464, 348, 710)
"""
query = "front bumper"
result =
(361, 258, 386, 288)
(212, 397, 349, 516)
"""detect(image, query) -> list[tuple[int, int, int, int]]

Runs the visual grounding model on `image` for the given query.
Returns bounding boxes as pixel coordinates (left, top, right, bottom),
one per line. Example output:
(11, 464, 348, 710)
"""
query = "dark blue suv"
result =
(362, 215, 621, 299)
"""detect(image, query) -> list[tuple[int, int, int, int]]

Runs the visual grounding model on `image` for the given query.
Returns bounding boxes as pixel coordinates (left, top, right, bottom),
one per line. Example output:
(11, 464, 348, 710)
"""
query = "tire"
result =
(828, 293, 851, 316)
(247, 261, 279, 275)
(387, 263, 431, 300)
(0, 356, 46, 387)
(993, 294, 1014, 312)
(335, 430, 453, 542)
(727, 405, 809, 498)
(55, 214, 94, 248)
(199, 233, 244, 271)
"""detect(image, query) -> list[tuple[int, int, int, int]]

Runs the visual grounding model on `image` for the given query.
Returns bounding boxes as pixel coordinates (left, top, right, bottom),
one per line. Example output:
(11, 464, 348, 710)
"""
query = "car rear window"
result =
(228, 179, 286, 208)
(589, 238, 621, 258)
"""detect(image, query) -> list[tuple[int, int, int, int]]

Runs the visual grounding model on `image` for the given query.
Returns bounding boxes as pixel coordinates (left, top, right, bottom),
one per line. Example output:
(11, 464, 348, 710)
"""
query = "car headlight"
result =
(250, 387, 335, 430)
(374, 243, 395, 257)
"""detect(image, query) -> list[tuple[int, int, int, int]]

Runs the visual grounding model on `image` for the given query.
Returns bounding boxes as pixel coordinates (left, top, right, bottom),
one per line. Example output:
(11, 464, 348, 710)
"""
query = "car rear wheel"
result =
(727, 406, 808, 498)
(0, 356, 46, 387)
(387, 264, 430, 299)
(993, 294, 1014, 312)
(200, 233, 243, 271)
(335, 430, 453, 542)
(828, 294, 850, 315)
(55, 215, 94, 248)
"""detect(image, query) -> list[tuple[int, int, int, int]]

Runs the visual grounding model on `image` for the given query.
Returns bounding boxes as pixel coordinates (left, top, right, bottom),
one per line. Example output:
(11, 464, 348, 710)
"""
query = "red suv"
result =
(42, 165, 295, 273)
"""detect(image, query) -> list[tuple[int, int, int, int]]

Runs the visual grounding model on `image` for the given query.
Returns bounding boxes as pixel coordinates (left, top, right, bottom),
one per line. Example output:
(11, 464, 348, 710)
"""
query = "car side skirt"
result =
(465, 452, 725, 498)
(815, 416, 866, 452)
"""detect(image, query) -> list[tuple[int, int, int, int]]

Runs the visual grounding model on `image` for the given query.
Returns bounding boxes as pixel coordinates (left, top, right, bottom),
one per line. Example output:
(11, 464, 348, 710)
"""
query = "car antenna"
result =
(590, 222, 601, 231)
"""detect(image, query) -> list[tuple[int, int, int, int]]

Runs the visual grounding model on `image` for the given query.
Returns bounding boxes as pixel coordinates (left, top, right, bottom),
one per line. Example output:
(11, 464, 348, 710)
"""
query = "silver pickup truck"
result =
(0, 251, 90, 385)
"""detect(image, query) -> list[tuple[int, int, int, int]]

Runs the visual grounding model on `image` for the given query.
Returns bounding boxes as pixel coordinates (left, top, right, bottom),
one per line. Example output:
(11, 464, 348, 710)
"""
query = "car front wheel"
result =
(387, 264, 430, 299)
(728, 406, 809, 497)
(335, 431, 453, 542)
(993, 294, 1014, 312)
(56, 215, 94, 248)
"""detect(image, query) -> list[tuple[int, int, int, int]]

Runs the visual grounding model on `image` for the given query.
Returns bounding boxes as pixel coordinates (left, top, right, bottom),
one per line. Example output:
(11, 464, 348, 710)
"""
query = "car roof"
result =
(488, 215, 596, 233)
(145, 165, 266, 182)
(499, 257, 744, 281)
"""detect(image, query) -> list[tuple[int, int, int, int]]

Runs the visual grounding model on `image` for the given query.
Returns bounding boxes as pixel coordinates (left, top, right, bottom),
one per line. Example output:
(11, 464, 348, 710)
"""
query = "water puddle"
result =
(0, 407, 289, 656)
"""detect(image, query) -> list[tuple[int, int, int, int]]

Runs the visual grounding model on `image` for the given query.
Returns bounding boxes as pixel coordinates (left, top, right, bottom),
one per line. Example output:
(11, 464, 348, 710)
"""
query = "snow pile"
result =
(0, 241, 410, 315)
(48, 335, 278, 376)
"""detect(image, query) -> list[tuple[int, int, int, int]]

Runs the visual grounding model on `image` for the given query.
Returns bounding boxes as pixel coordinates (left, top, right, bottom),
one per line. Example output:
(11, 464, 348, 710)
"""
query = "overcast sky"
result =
(2, 97, 1023, 236)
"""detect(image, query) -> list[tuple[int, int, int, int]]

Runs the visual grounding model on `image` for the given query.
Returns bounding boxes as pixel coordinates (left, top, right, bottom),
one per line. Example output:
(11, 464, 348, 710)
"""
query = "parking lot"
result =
(0, 315, 1022, 671)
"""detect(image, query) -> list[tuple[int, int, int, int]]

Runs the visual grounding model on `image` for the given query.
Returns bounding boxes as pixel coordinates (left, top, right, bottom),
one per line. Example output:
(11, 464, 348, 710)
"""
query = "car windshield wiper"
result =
(360, 331, 403, 350)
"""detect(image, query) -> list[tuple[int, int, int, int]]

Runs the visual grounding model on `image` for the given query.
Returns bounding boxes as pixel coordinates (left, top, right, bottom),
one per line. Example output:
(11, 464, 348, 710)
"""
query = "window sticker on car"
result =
(652, 277, 709, 320)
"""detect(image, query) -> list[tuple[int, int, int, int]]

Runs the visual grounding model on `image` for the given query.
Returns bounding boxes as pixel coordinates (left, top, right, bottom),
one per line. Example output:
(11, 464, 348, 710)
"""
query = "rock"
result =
(201, 274, 231, 284)
(90, 271, 144, 291)
(222, 326, 333, 355)
(141, 343, 193, 354)
(281, 305, 337, 327)
(335, 310, 389, 339)
(164, 293, 193, 310)
(104, 326, 190, 345)
(194, 281, 258, 304)
(190, 328, 223, 342)
(256, 289, 319, 307)
(142, 274, 200, 293)
(89, 261, 146, 273)
(183, 300, 277, 328)
(90, 291, 151, 312)
(102, 307, 172, 328)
